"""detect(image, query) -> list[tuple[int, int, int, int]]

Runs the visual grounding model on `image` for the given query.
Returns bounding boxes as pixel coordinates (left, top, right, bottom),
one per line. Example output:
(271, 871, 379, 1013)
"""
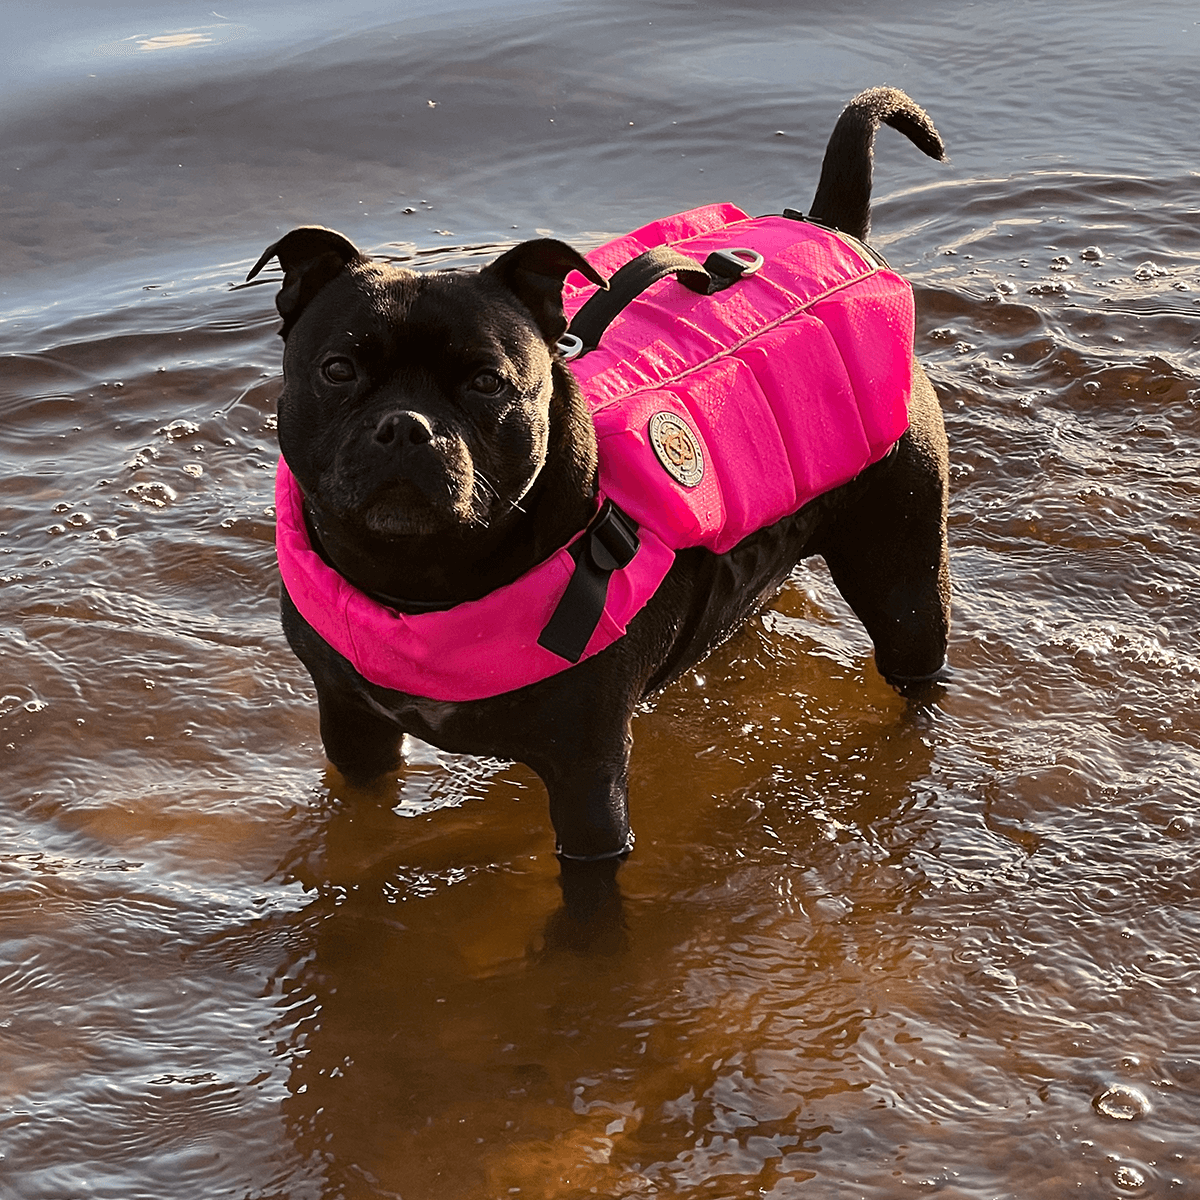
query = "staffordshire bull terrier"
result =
(249, 86, 951, 867)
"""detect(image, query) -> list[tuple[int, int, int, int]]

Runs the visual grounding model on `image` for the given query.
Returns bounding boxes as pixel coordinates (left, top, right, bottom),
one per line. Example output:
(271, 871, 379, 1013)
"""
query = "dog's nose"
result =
(374, 410, 434, 448)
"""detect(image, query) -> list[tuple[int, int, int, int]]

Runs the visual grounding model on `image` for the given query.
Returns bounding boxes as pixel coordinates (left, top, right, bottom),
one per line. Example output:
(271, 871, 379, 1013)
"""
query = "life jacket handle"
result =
(558, 244, 764, 361)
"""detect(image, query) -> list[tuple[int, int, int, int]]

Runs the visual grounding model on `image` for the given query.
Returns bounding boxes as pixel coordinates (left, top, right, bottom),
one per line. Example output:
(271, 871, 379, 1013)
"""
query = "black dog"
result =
(249, 87, 950, 867)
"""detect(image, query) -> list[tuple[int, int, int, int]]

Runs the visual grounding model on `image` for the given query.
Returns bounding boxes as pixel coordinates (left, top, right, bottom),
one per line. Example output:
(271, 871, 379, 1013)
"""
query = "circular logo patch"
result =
(648, 411, 704, 488)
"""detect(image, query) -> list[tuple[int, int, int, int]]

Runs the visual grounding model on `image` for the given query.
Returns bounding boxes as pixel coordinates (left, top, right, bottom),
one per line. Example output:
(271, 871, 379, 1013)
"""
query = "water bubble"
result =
(1093, 1083, 1150, 1120)
(1134, 261, 1167, 282)
(1167, 815, 1193, 838)
(1112, 1162, 1147, 1191)
(160, 419, 200, 440)
(1050, 255, 1071, 271)
(126, 446, 160, 470)
(995, 281, 1017, 295)
(1028, 280, 1071, 296)
(1080, 246, 1104, 261)
(125, 481, 177, 508)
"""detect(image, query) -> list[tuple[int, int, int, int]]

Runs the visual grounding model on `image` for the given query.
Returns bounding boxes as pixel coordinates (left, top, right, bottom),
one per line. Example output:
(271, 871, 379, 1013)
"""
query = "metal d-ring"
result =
(711, 247, 765, 277)
(556, 332, 584, 361)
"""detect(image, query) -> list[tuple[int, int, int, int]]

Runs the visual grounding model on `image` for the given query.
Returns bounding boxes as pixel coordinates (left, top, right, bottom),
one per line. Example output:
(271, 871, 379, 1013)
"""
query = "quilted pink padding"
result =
(276, 207, 913, 700)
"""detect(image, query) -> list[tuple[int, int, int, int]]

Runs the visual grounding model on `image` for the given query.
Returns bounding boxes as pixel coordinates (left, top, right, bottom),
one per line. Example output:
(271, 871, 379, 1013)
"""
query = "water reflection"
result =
(95, 25, 247, 57)
(136, 32, 215, 52)
(260, 679, 939, 1198)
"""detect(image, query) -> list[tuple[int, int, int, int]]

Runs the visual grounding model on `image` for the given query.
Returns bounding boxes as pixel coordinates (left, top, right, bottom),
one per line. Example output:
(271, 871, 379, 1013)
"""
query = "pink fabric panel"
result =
(572, 272, 803, 410)
(594, 388, 724, 546)
(275, 460, 676, 702)
(733, 318, 875, 505)
(563, 203, 751, 303)
(575, 294, 728, 406)
(666, 357, 797, 554)
(621, 202, 752, 251)
(766, 225, 880, 299)
(275, 463, 359, 663)
(810, 276, 914, 452)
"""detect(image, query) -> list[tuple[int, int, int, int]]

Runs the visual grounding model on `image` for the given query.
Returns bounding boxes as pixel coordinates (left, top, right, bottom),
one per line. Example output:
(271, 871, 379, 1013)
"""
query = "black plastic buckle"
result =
(587, 501, 638, 571)
(537, 501, 640, 663)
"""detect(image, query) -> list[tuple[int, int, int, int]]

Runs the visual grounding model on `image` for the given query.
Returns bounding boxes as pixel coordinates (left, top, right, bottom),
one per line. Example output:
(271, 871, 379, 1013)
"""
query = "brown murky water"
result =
(3, 1, 1200, 1197)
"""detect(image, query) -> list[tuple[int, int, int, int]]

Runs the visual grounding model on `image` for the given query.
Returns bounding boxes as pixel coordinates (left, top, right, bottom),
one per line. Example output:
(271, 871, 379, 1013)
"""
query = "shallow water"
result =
(2, 1, 1200, 1197)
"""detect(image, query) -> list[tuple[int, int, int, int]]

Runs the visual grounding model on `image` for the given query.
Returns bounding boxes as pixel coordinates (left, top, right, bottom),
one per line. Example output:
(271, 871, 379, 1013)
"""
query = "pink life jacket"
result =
(275, 204, 914, 702)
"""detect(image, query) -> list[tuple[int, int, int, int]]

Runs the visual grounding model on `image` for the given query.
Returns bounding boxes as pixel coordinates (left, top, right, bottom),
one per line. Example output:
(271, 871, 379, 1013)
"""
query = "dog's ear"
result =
(247, 226, 365, 338)
(484, 239, 607, 344)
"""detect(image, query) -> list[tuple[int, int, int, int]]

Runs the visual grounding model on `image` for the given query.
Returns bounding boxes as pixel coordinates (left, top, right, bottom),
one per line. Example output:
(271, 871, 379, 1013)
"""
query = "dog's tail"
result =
(806, 87, 946, 242)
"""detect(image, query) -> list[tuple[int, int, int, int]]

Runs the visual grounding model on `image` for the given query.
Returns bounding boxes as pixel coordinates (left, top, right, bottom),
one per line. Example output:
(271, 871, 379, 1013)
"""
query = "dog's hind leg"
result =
(811, 366, 951, 690)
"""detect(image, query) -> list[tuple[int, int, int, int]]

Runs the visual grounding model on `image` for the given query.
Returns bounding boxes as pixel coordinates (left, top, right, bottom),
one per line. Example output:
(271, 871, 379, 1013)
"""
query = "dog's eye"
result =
(469, 370, 505, 396)
(321, 357, 357, 384)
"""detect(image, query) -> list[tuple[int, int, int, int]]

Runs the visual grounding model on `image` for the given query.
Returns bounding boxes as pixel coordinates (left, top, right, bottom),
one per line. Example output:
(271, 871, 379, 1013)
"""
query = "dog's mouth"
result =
(313, 425, 546, 543)
(353, 465, 517, 540)
(348, 479, 475, 538)
(312, 429, 478, 538)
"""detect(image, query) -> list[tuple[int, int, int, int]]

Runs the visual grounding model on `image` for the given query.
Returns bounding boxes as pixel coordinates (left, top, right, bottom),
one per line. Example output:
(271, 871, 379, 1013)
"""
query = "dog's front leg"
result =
(543, 725, 634, 861)
(519, 662, 639, 862)
(537, 715, 633, 950)
(281, 587, 406, 783)
(314, 683, 406, 784)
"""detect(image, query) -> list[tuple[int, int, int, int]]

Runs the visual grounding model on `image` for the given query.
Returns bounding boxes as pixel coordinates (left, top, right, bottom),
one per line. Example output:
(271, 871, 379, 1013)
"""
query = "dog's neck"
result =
(302, 370, 599, 610)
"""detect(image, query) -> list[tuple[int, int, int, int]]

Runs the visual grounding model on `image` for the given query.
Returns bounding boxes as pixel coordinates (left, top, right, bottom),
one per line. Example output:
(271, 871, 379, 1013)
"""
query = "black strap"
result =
(565, 245, 752, 357)
(538, 501, 640, 663)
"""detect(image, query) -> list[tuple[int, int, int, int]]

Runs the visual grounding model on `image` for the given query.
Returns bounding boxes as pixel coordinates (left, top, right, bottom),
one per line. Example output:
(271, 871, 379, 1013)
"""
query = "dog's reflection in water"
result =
(284, 762, 629, 958)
